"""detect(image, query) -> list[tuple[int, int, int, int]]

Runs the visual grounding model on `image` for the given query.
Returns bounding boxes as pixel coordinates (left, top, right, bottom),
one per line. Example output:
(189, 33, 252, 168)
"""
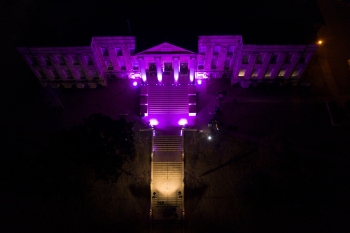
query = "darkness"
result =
(12, 0, 323, 50)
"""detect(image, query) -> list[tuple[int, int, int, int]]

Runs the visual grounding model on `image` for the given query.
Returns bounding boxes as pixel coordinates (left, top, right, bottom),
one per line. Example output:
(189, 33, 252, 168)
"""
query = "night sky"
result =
(9, 0, 323, 50)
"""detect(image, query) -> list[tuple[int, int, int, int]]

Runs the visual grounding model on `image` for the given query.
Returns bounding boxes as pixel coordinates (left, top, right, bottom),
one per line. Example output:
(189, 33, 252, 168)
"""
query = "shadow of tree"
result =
(200, 147, 258, 177)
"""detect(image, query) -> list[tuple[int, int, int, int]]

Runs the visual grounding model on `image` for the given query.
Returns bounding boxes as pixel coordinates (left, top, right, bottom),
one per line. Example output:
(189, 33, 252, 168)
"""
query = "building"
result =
(17, 35, 318, 89)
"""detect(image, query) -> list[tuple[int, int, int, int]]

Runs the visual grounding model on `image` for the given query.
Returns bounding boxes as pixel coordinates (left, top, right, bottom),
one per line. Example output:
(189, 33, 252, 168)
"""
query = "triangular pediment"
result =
(137, 42, 195, 55)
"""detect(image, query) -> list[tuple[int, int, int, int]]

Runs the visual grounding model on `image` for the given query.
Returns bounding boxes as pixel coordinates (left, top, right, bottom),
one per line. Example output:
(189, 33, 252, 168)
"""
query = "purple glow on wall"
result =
(173, 58, 179, 82)
(178, 118, 188, 125)
(133, 81, 138, 86)
(150, 118, 159, 126)
(156, 58, 162, 82)
(190, 58, 195, 82)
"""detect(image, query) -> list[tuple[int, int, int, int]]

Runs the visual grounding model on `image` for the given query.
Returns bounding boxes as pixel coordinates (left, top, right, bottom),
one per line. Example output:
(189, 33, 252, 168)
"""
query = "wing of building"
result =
(17, 35, 317, 89)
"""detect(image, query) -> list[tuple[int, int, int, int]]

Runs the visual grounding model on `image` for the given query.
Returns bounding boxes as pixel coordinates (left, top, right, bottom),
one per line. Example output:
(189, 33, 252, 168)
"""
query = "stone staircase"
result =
(153, 136, 182, 151)
(153, 162, 183, 178)
(151, 193, 183, 207)
(148, 86, 189, 114)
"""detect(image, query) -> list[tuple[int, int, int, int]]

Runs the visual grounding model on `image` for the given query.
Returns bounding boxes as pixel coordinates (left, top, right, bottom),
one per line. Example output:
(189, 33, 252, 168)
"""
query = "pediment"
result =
(137, 42, 195, 55)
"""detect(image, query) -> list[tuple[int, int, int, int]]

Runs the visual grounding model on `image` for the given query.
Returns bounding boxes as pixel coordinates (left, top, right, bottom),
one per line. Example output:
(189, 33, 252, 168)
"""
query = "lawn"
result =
(183, 130, 350, 233)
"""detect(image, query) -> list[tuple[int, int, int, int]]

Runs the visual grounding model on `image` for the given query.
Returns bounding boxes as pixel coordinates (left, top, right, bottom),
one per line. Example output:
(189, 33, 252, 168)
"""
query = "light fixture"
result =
(208, 135, 212, 140)
(318, 40, 323, 45)
(178, 118, 188, 126)
(150, 118, 159, 126)
(133, 81, 137, 86)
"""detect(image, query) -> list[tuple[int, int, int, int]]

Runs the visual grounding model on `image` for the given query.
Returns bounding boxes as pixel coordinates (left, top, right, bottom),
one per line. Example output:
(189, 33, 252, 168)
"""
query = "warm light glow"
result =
(154, 179, 182, 195)
(318, 40, 323, 45)
(133, 81, 137, 86)
(178, 118, 188, 125)
(150, 118, 158, 126)
(197, 79, 202, 85)
(238, 69, 245, 77)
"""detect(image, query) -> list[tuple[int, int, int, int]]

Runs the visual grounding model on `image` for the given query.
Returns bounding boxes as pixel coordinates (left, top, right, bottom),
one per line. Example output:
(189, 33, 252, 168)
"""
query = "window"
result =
(43, 56, 52, 66)
(278, 69, 286, 77)
(115, 47, 122, 56)
(63, 70, 73, 79)
(213, 45, 220, 55)
(101, 47, 109, 56)
(119, 60, 126, 71)
(238, 69, 245, 77)
(129, 48, 135, 55)
(224, 59, 231, 70)
(227, 46, 234, 55)
(71, 55, 79, 65)
(132, 61, 139, 70)
(199, 46, 206, 55)
(284, 54, 291, 64)
(270, 55, 278, 64)
(198, 60, 204, 70)
(180, 63, 188, 72)
(38, 70, 47, 79)
(164, 62, 172, 71)
(27, 56, 38, 66)
(252, 69, 259, 78)
(57, 55, 66, 65)
(51, 70, 60, 79)
(149, 63, 156, 71)
(265, 68, 273, 78)
(78, 70, 86, 80)
(242, 55, 249, 64)
(292, 69, 299, 77)
(256, 54, 263, 64)
(85, 56, 93, 65)
(211, 59, 217, 69)
(106, 60, 113, 70)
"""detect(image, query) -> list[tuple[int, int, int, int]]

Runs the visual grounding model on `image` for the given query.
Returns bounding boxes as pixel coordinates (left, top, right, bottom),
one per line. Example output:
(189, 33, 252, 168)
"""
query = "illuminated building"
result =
(17, 35, 317, 89)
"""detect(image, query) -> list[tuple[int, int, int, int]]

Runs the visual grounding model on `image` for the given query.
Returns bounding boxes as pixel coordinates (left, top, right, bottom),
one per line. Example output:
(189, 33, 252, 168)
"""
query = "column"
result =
(156, 57, 162, 82)
(138, 58, 147, 82)
(173, 57, 179, 83)
(189, 57, 195, 83)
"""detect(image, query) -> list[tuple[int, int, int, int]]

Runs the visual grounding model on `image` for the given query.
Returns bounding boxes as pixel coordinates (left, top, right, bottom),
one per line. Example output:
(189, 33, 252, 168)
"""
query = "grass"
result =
(183, 130, 350, 233)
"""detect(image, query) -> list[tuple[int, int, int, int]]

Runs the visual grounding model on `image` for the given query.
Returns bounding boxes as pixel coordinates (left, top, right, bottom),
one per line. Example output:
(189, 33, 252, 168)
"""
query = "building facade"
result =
(18, 35, 317, 88)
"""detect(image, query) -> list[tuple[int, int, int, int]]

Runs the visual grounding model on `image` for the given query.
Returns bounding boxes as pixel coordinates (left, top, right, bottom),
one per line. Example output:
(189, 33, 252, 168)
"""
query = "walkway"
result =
(146, 84, 188, 232)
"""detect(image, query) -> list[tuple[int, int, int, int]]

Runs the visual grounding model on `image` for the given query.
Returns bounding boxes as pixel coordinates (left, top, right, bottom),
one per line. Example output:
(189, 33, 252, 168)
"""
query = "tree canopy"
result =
(62, 114, 135, 182)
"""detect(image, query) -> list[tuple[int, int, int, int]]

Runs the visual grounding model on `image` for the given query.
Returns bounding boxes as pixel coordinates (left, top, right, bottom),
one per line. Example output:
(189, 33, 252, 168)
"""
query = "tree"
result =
(62, 113, 135, 182)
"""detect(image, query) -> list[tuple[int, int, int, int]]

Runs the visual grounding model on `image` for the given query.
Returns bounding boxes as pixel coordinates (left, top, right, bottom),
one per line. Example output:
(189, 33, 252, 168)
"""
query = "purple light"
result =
(197, 80, 202, 85)
(150, 118, 159, 126)
(178, 118, 188, 126)
(133, 81, 137, 86)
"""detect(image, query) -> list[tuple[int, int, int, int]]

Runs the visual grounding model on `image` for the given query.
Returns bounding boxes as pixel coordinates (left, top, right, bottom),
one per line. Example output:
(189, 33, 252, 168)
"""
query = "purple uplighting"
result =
(149, 118, 159, 126)
(133, 81, 138, 86)
(178, 118, 188, 126)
